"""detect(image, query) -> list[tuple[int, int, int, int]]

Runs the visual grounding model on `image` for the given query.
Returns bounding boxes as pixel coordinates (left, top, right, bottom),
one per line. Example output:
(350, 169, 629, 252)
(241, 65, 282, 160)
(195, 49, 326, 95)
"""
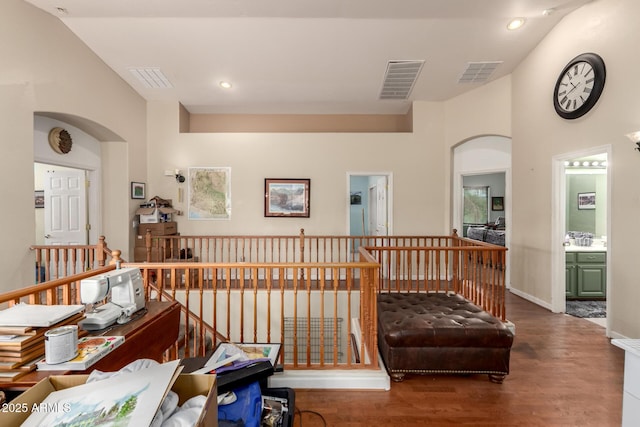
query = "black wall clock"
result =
(553, 52, 606, 120)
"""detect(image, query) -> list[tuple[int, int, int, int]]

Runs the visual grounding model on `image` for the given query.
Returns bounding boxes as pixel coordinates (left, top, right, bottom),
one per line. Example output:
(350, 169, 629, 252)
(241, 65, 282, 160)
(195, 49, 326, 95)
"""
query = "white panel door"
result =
(375, 176, 388, 236)
(44, 169, 87, 245)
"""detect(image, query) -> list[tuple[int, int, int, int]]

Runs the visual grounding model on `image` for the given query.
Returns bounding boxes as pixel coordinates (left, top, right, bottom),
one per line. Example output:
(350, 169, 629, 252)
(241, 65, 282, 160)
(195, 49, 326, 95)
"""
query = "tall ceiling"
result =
(24, 0, 593, 115)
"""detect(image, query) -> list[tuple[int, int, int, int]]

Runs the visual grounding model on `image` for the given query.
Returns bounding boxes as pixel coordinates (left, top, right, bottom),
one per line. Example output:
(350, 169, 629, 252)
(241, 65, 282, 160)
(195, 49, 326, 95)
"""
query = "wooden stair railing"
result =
(30, 236, 117, 283)
(0, 265, 117, 307)
(143, 278, 228, 360)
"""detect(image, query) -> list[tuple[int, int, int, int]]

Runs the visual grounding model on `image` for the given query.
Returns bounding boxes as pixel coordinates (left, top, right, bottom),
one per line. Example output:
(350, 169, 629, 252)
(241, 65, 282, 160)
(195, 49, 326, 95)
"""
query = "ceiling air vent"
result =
(458, 61, 503, 84)
(379, 60, 424, 100)
(129, 68, 173, 89)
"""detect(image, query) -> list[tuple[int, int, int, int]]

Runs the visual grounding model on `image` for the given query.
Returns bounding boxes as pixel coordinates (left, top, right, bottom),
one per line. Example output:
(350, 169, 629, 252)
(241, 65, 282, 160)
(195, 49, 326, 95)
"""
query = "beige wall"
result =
(146, 100, 446, 237)
(4, 0, 639, 339)
(511, 0, 639, 337)
(0, 0, 147, 292)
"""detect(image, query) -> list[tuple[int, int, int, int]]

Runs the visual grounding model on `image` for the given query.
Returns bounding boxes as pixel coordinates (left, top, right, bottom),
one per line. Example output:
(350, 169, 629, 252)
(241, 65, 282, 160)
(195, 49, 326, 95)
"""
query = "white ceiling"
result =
(24, 0, 593, 115)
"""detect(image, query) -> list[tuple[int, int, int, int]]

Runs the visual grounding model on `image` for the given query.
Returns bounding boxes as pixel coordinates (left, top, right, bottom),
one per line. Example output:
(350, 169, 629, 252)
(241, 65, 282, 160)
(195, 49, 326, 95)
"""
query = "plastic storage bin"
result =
(218, 381, 263, 427)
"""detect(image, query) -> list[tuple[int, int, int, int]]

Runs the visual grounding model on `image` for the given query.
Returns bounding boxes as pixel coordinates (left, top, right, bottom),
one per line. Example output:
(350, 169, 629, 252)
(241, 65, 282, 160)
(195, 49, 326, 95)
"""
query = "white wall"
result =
(510, 0, 639, 337)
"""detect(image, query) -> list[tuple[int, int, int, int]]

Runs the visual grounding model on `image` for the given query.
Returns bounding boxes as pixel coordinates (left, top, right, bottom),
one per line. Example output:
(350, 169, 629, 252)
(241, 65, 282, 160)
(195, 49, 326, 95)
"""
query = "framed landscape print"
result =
(577, 192, 595, 210)
(34, 190, 44, 208)
(491, 196, 504, 211)
(131, 182, 145, 199)
(264, 178, 310, 217)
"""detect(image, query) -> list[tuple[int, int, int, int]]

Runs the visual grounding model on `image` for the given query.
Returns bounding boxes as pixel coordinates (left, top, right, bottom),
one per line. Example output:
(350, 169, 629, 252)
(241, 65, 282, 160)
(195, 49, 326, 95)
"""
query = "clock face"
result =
(553, 53, 606, 120)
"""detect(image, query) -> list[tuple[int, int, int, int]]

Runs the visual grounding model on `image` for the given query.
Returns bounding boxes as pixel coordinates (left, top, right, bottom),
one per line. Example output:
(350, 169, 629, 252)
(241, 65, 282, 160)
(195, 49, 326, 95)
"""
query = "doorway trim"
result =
(551, 144, 612, 334)
(346, 172, 394, 236)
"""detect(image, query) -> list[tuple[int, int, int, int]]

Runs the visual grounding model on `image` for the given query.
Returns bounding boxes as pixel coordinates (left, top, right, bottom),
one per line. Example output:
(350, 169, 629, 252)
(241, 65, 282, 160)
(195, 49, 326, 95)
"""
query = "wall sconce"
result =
(625, 131, 640, 152)
(175, 169, 185, 183)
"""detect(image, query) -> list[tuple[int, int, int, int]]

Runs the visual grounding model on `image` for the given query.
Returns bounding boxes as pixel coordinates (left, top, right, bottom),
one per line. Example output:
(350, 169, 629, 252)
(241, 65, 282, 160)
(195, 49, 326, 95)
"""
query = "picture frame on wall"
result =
(491, 196, 504, 211)
(577, 192, 596, 210)
(131, 182, 146, 200)
(350, 191, 362, 205)
(264, 178, 310, 217)
(34, 190, 44, 209)
(188, 167, 232, 220)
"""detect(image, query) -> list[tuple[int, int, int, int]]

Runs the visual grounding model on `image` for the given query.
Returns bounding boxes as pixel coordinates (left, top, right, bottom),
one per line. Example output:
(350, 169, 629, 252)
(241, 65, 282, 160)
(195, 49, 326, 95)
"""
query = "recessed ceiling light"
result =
(219, 81, 232, 89)
(507, 18, 526, 31)
(542, 8, 555, 16)
(56, 7, 68, 16)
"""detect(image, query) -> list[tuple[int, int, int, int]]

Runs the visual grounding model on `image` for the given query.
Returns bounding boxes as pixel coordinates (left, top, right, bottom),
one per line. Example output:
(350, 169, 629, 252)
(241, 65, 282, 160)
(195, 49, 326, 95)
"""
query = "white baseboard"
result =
(509, 288, 552, 311)
(268, 363, 391, 391)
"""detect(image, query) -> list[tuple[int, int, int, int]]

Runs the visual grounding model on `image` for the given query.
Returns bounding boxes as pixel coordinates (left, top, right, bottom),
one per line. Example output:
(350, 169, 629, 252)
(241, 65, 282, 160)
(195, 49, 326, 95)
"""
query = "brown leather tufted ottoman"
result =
(377, 292, 514, 383)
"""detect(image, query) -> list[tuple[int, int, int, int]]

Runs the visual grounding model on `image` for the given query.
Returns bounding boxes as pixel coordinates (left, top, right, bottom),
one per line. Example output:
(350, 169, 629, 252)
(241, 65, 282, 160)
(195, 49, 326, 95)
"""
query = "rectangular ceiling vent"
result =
(458, 61, 503, 84)
(129, 67, 173, 89)
(379, 60, 424, 100)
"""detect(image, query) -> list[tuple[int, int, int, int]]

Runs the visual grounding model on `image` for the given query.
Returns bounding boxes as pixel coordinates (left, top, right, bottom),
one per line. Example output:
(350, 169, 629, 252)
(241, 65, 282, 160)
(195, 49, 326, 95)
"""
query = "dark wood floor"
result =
(292, 291, 624, 427)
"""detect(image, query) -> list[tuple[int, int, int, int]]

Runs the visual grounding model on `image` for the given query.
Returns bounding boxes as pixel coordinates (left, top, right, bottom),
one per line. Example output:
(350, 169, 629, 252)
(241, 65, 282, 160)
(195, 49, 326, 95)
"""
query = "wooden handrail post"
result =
(110, 250, 122, 267)
(97, 235, 107, 267)
(146, 229, 152, 262)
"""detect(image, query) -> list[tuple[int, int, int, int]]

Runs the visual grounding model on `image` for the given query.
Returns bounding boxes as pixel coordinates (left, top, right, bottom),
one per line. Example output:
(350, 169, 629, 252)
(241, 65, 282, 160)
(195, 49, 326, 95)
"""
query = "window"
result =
(463, 186, 489, 224)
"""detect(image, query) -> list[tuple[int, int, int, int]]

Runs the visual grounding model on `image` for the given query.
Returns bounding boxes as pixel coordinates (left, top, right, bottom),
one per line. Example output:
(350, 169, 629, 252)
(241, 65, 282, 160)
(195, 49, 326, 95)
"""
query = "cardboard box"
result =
(138, 221, 178, 236)
(136, 206, 178, 224)
(0, 374, 218, 427)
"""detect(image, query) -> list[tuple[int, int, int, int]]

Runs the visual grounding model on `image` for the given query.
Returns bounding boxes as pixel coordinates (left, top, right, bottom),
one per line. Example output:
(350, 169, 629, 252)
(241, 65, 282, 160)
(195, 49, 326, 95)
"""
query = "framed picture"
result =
(264, 178, 310, 217)
(206, 342, 282, 369)
(34, 190, 44, 209)
(131, 182, 146, 199)
(350, 191, 362, 205)
(188, 167, 231, 220)
(578, 192, 596, 210)
(491, 196, 504, 211)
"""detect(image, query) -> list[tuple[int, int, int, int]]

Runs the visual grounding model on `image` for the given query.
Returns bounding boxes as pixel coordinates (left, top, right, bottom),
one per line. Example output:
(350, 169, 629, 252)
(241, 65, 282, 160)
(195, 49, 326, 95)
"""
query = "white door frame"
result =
(346, 172, 394, 236)
(551, 144, 612, 335)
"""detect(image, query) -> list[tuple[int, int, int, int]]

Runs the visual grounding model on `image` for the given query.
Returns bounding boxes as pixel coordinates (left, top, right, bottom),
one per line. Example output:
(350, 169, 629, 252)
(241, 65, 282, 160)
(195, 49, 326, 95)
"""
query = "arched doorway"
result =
(452, 135, 512, 287)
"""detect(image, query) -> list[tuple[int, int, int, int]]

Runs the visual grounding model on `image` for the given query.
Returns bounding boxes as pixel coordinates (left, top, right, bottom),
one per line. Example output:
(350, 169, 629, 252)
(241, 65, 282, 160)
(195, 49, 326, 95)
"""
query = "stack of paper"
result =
(0, 304, 85, 382)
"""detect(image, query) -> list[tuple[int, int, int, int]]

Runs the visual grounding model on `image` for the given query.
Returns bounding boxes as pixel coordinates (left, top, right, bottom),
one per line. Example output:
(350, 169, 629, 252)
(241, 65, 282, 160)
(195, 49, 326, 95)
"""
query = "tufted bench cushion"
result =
(377, 292, 514, 383)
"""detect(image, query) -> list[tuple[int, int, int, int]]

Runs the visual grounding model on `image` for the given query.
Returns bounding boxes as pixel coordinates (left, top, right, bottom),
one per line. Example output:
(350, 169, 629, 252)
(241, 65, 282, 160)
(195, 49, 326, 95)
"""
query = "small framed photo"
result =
(578, 192, 595, 210)
(491, 196, 504, 211)
(350, 191, 362, 205)
(131, 182, 146, 199)
(34, 190, 44, 209)
(264, 178, 310, 217)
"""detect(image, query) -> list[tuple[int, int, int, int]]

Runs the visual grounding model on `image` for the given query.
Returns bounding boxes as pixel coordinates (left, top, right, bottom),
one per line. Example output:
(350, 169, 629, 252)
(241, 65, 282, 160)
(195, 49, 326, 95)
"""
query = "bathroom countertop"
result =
(564, 244, 607, 252)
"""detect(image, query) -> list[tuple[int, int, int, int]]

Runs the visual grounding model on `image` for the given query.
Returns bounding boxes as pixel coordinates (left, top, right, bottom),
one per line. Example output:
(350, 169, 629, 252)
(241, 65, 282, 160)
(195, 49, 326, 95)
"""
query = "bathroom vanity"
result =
(565, 244, 607, 299)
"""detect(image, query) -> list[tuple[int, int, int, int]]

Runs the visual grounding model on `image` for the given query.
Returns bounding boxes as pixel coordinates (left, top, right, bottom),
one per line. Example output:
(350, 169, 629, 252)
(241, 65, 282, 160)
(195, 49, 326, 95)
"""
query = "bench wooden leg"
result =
(390, 373, 405, 382)
(488, 374, 506, 384)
